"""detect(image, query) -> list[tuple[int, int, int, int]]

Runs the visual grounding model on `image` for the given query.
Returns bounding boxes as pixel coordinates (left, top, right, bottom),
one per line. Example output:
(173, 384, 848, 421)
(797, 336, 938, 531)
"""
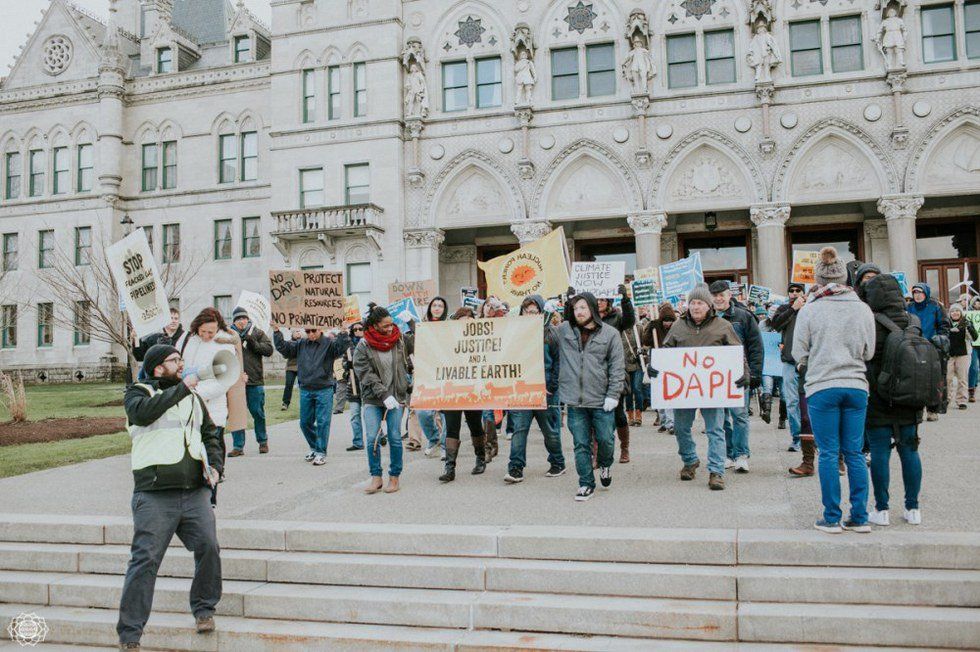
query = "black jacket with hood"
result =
(718, 299, 764, 386)
(521, 294, 560, 398)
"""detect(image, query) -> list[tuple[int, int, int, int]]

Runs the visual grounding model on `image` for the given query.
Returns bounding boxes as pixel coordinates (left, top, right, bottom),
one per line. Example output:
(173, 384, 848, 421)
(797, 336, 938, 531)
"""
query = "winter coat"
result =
(352, 336, 412, 406)
(907, 284, 949, 341)
(273, 330, 351, 391)
(858, 274, 924, 429)
(521, 294, 561, 399)
(601, 295, 636, 333)
(621, 328, 642, 373)
(662, 312, 742, 349)
(948, 316, 978, 357)
(556, 293, 625, 408)
(641, 302, 676, 348)
(175, 330, 246, 430)
(233, 324, 274, 386)
(770, 301, 800, 365)
(134, 325, 184, 362)
(717, 300, 764, 387)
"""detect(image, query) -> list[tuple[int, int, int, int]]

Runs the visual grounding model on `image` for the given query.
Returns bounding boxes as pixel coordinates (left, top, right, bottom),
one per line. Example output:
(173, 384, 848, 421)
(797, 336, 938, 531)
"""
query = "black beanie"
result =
(143, 344, 179, 377)
(787, 282, 805, 293)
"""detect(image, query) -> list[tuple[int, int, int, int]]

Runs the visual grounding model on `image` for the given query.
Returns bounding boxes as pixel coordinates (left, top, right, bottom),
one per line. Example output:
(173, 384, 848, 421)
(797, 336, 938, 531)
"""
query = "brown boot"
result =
(789, 436, 815, 477)
(483, 420, 497, 463)
(617, 425, 630, 463)
(634, 410, 642, 427)
(970, 388, 976, 403)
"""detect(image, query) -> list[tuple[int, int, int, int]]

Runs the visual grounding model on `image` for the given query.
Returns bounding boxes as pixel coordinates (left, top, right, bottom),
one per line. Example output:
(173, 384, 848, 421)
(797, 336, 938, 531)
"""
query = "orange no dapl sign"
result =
(269, 269, 345, 330)
(791, 250, 820, 285)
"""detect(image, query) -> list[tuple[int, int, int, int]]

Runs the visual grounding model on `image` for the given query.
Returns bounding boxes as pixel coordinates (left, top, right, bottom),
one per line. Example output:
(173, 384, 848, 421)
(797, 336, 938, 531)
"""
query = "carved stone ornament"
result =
(755, 82, 775, 103)
(625, 9, 650, 45)
(634, 149, 653, 168)
(863, 219, 889, 239)
(622, 35, 656, 96)
(407, 167, 426, 188)
(511, 220, 552, 244)
(42, 35, 73, 76)
(749, 204, 790, 228)
(517, 159, 535, 180)
(514, 52, 537, 107)
(891, 127, 909, 150)
(627, 212, 667, 235)
(886, 71, 907, 94)
(440, 244, 477, 263)
(877, 194, 923, 221)
(510, 23, 535, 60)
(875, 8, 907, 70)
(875, 0, 908, 18)
(404, 229, 445, 248)
(515, 106, 534, 127)
(747, 26, 781, 84)
(405, 119, 424, 140)
(747, 0, 774, 29)
(400, 37, 427, 71)
(759, 138, 776, 156)
(565, 2, 598, 35)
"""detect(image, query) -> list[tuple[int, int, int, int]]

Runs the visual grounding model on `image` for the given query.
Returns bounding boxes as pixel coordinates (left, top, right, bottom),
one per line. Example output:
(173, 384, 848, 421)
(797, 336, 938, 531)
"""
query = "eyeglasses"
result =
(305, 329, 318, 334)
(163, 355, 182, 365)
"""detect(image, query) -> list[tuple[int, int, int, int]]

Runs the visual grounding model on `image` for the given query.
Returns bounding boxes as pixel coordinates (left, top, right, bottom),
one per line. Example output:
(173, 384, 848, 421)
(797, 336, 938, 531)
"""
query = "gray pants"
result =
(116, 487, 222, 644)
(333, 380, 350, 413)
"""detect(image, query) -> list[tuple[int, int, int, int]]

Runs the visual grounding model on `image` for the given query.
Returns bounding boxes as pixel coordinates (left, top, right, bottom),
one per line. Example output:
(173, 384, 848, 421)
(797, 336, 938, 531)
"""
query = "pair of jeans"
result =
(567, 407, 614, 489)
(867, 425, 921, 512)
(969, 348, 979, 389)
(624, 369, 645, 412)
(418, 409, 445, 448)
(782, 362, 802, 444)
(282, 370, 297, 407)
(362, 404, 403, 477)
(724, 392, 751, 460)
(672, 407, 727, 475)
(807, 388, 869, 525)
(299, 386, 334, 455)
(658, 408, 674, 428)
(116, 487, 221, 645)
(508, 403, 565, 472)
(231, 385, 268, 450)
(349, 399, 363, 448)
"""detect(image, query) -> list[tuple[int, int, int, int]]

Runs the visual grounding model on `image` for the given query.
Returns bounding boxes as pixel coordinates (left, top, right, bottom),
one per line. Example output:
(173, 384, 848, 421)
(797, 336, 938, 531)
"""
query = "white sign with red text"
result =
(648, 346, 745, 409)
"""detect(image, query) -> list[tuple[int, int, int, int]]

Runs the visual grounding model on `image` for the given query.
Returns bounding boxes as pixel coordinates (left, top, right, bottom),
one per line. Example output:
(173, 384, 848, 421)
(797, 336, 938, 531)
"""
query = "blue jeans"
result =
(969, 348, 979, 389)
(349, 399, 363, 448)
(362, 404, 403, 478)
(508, 403, 565, 472)
(299, 386, 334, 455)
(418, 410, 445, 448)
(807, 388, 869, 525)
(782, 363, 802, 444)
(724, 392, 751, 459)
(232, 385, 268, 450)
(867, 425, 921, 511)
(625, 370, 645, 411)
(672, 408, 727, 475)
(282, 370, 297, 407)
(567, 407, 614, 489)
(658, 408, 674, 428)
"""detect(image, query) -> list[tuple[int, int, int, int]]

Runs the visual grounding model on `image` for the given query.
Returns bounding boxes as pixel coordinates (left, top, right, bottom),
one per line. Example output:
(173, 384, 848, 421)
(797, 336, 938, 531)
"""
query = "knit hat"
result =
(708, 280, 731, 295)
(854, 262, 882, 287)
(787, 282, 805, 293)
(142, 344, 179, 377)
(814, 246, 847, 286)
(687, 283, 714, 306)
(231, 306, 249, 320)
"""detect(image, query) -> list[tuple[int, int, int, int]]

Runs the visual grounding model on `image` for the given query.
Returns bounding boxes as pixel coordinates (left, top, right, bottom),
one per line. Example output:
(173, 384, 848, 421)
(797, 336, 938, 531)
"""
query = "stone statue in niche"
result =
(514, 50, 536, 106)
(746, 25, 781, 84)
(404, 63, 429, 119)
(401, 37, 426, 71)
(876, 7, 907, 69)
(622, 36, 655, 96)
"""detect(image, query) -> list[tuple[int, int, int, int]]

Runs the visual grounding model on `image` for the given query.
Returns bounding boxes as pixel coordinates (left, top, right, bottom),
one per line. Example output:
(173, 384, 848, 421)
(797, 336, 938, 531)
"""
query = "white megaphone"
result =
(183, 349, 241, 390)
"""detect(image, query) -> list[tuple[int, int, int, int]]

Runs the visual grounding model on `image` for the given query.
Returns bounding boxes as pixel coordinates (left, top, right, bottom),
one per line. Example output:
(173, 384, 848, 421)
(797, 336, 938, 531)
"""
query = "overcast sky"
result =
(2, 0, 272, 75)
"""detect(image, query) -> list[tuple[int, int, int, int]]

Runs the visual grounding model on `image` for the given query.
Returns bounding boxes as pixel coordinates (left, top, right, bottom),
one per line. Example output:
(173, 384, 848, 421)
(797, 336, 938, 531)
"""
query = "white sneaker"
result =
(304, 451, 316, 462)
(904, 508, 922, 525)
(734, 456, 749, 473)
(868, 510, 890, 526)
(423, 444, 438, 457)
(505, 432, 513, 441)
(312, 454, 326, 466)
(724, 458, 735, 470)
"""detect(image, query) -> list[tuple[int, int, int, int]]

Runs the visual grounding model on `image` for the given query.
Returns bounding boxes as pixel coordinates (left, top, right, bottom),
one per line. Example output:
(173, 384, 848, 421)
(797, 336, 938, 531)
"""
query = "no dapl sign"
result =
(269, 269, 345, 330)
(648, 346, 746, 409)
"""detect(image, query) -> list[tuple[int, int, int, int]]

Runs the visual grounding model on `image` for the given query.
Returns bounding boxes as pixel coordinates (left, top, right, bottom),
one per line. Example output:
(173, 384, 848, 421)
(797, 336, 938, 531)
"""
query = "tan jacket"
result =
(225, 330, 248, 433)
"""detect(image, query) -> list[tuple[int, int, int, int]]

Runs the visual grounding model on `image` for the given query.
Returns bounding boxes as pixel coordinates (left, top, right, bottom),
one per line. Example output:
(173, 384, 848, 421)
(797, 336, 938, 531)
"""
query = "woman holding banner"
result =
(353, 306, 412, 494)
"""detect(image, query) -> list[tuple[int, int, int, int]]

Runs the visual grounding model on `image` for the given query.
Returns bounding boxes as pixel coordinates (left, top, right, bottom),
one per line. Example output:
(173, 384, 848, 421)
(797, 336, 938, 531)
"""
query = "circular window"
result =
(41, 35, 73, 76)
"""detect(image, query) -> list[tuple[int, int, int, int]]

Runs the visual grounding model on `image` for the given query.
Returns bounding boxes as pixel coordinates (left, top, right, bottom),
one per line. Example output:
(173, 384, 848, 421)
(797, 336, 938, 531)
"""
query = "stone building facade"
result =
(0, 0, 978, 377)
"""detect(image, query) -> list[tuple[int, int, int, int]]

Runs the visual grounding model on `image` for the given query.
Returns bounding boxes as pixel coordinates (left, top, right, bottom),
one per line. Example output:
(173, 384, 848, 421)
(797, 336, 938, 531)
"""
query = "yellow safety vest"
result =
(128, 383, 205, 471)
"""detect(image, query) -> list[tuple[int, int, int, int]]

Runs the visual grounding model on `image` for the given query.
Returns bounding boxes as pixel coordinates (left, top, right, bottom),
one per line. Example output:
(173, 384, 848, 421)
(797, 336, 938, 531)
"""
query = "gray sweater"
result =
(792, 291, 875, 397)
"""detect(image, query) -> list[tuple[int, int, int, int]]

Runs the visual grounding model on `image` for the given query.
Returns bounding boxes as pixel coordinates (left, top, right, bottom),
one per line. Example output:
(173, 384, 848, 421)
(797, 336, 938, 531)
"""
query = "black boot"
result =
(439, 438, 459, 483)
(471, 435, 487, 475)
(483, 420, 498, 463)
(760, 393, 773, 424)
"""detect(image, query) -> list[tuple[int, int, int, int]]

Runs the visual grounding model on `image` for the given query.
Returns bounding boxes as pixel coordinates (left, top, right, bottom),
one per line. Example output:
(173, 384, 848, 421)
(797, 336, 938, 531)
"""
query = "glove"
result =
(566, 286, 576, 298)
(618, 283, 628, 297)
(646, 363, 660, 379)
(749, 377, 762, 389)
(383, 396, 399, 410)
(602, 397, 618, 412)
(734, 375, 750, 389)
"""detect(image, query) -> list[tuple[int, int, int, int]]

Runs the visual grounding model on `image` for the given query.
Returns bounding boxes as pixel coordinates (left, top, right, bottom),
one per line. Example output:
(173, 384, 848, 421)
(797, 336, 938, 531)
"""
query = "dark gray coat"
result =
(352, 338, 411, 406)
(556, 293, 625, 408)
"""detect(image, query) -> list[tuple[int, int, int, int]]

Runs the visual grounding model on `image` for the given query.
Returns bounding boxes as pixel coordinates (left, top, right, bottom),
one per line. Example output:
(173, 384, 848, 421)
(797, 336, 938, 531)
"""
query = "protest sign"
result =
(387, 297, 421, 332)
(236, 290, 272, 333)
(791, 250, 820, 285)
(728, 281, 746, 299)
(269, 269, 345, 330)
(633, 266, 658, 281)
(761, 332, 783, 377)
(411, 315, 546, 410)
(890, 271, 909, 296)
(460, 287, 479, 306)
(478, 227, 570, 306)
(748, 284, 771, 305)
(571, 261, 625, 299)
(389, 279, 436, 311)
(648, 345, 745, 409)
(659, 253, 704, 298)
(631, 278, 663, 307)
(342, 295, 361, 326)
(106, 229, 171, 341)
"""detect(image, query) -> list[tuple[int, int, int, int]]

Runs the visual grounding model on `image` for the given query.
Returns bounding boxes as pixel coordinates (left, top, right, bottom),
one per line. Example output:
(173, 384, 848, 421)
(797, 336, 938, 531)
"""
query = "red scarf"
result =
(364, 325, 401, 352)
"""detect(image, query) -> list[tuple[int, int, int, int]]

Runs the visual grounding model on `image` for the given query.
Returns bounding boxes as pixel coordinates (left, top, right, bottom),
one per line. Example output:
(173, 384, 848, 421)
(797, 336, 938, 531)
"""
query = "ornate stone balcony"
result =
(271, 203, 385, 260)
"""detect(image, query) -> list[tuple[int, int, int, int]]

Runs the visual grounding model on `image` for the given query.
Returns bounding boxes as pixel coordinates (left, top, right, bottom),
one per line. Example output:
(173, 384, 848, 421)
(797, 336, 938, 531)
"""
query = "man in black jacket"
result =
(117, 344, 224, 649)
(770, 283, 806, 451)
(228, 307, 274, 456)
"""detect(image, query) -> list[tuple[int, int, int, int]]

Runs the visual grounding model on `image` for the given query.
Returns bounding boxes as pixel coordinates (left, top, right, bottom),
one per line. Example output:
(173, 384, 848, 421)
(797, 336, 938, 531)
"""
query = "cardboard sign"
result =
(269, 269, 345, 330)
(762, 331, 783, 377)
(477, 227, 571, 306)
(389, 280, 437, 312)
(571, 261, 626, 299)
(791, 250, 820, 285)
(106, 229, 171, 340)
(387, 297, 421, 332)
(343, 295, 361, 326)
(648, 346, 745, 409)
(411, 315, 546, 410)
(631, 278, 663, 308)
(659, 253, 704, 299)
(748, 285, 771, 305)
(633, 266, 659, 281)
(236, 290, 272, 333)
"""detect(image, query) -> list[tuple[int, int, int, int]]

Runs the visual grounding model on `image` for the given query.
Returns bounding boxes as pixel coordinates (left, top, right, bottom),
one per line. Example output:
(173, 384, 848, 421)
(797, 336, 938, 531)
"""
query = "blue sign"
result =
(659, 253, 704, 299)
(762, 331, 782, 377)
(387, 297, 421, 332)
(891, 271, 909, 296)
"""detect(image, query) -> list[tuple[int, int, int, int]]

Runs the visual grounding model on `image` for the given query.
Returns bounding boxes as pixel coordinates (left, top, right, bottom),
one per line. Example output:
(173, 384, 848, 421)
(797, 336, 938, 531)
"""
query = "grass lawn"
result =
(0, 380, 299, 479)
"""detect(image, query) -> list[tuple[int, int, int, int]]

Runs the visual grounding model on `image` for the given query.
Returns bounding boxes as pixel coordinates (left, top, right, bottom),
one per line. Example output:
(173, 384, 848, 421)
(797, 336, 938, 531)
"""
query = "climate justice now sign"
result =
(648, 346, 746, 409)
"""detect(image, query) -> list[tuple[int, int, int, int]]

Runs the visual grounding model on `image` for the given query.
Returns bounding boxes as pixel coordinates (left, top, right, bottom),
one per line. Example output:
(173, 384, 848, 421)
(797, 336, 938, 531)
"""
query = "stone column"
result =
(627, 211, 667, 270)
(403, 229, 444, 284)
(877, 194, 923, 280)
(510, 220, 552, 246)
(749, 203, 791, 290)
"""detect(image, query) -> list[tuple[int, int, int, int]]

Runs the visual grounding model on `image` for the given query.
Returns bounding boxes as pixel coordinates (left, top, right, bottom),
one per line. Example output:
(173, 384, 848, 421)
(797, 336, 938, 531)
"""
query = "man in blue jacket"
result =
(908, 283, 950, 420)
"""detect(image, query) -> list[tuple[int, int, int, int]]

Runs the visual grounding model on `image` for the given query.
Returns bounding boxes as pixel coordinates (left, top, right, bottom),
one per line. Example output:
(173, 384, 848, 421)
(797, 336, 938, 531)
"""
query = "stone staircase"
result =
(0, 514, 978, 650)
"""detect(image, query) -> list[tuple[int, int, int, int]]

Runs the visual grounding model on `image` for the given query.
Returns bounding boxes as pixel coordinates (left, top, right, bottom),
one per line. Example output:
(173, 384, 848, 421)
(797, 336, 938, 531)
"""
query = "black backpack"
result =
(874, 313, 942, 409)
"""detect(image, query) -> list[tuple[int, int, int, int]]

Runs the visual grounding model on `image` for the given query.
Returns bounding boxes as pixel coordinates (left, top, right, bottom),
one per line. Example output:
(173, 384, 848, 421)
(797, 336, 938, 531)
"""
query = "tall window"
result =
(345, 163, 370, 204)
(790, 20, 823, 76)
(219, 134, 237, 183)
(242, 217, 261, 258)
(921, 4, 956, 63)
(667, 34, 698, 88)
(2, 233, 16, 271)
(442, 61, 468, 112)
(551, 47, 579, 100)
(157, 47, 173, 73)
(234, 35, 251, 63)
(967, 1, 980, 59)
(299, 168, 324, 208)
(213, 295, 233, 319)
(52, 147, 69, 195)
(29, 150, 44, 197)
(76, 144, 93, 192)
(302, 69, 316, 123)
(142, 225, 154, 255)
(5, 152, 21, 199)
(38, 229, 54, 269)
(241, 132, 258, 181)
(214, 219, 233, 260)
(585, 43, 615, 97)
(830, 15, 863, 72)
(73, 300, 91, 346)
(1, 305, 16, 348)
(353, 62, 367, 117)
(328, 66, 341, 119)
(162, 223, 180, 263)
(705, 30, 736, 84)
(162, 141, 177, 189)
(476, 57, 502, 108)
(141, 144, 158, 191)
(346, 262, 371, 303)
(36, 303, 53, 348)
(75, 226, 91, 266)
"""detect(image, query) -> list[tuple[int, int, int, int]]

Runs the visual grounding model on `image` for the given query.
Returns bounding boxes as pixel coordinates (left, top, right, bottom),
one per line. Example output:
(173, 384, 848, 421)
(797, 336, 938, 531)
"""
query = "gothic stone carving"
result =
(747, 26, 781, 84)
(440, 244, 477, 264)
(404, 229, 445, 248)
(749, 204, 790, 228)
(511, 220, 552, 243)
(875, 8, 907, 70)
(627, 212, 666, 235)
(877, 195, 923, 221)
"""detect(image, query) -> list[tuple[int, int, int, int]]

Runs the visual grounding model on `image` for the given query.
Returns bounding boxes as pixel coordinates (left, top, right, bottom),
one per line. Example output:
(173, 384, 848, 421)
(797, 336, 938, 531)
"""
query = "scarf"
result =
(807, 283, 853, 303)
(364, 325, 401, 352)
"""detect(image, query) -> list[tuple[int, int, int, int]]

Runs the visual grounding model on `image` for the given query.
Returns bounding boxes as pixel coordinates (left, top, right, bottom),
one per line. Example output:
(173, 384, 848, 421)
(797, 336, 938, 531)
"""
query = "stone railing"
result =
(271, 203, 385, 235)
